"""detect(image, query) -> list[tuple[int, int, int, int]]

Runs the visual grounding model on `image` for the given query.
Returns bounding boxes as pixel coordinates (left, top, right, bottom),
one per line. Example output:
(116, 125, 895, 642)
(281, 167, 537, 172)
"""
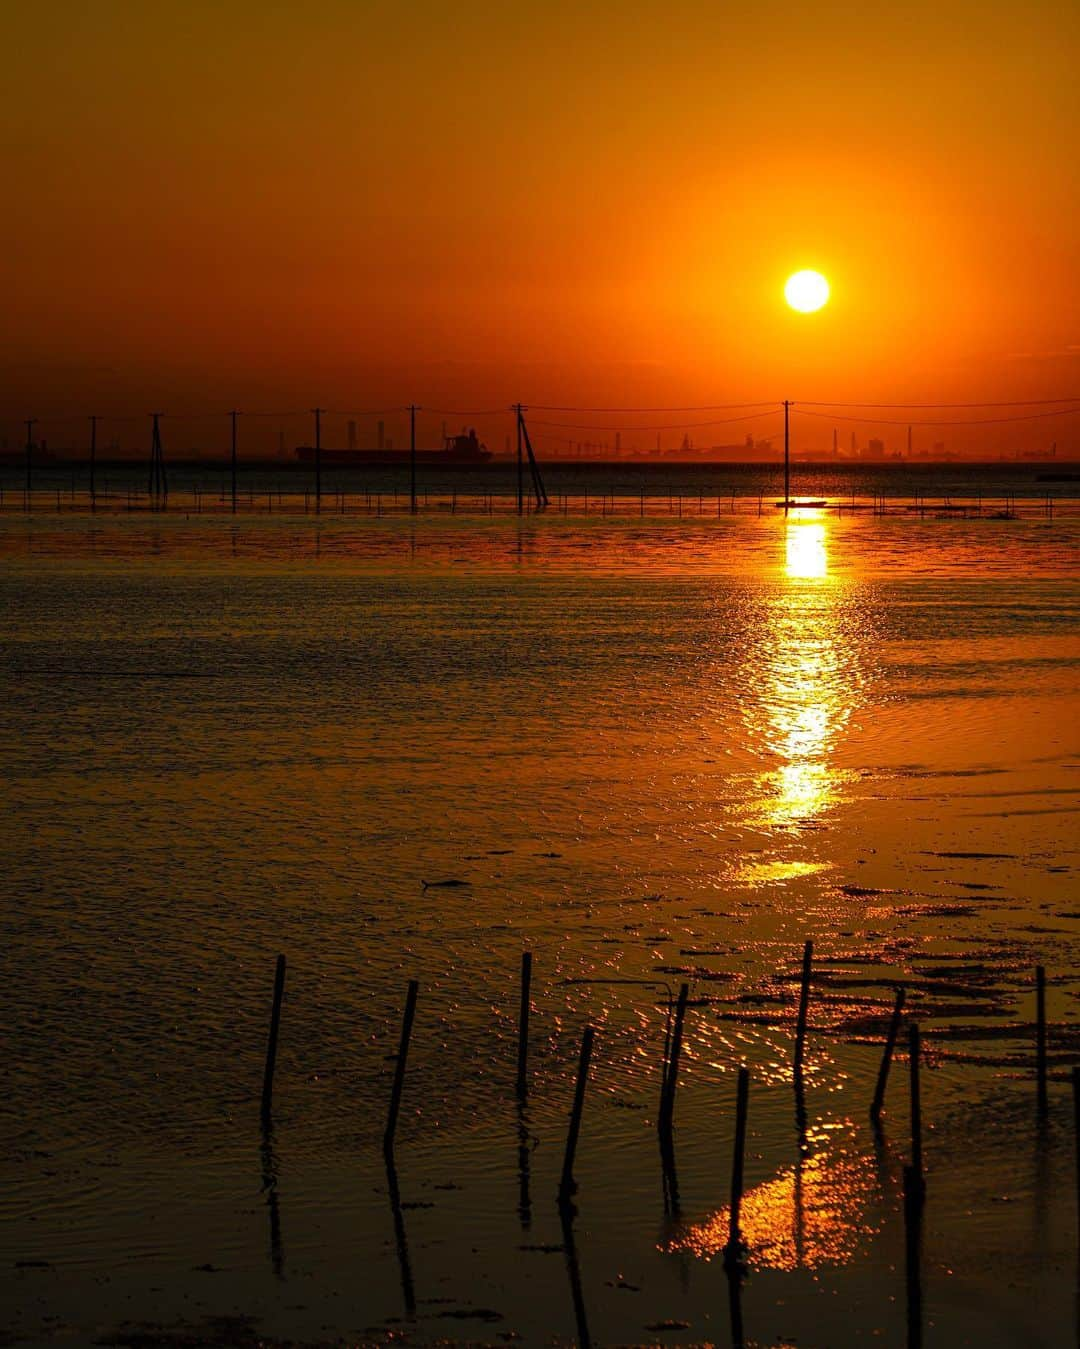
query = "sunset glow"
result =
(3, 5, 1078, 1346)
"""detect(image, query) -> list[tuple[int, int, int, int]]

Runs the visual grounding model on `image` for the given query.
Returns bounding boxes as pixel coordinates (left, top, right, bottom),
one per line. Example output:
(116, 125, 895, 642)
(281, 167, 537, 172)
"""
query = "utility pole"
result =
(514, 403, 524, 515)
(89, 415, 98, 511)
(784, 399, 791, 513)
(148, 413, 167, 507)
(24, 418, 36, 507)
(408, 404, 419, 515)
(312, 407, 323, 514)
(230, 410, 239, 514)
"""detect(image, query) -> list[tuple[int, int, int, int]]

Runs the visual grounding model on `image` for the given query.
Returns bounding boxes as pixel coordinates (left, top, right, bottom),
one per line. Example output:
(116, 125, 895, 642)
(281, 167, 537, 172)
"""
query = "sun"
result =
(784, 269, 830, 313)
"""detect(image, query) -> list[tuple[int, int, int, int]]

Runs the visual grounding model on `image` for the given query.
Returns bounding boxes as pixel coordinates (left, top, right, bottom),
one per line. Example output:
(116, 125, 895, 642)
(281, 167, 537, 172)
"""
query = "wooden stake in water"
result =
(1072, 1067, 1080, 1240)
(724, 1066, 750, 1269)
(659, 983, 689, 1138)
(871, 986, 906, 1122)
(909, 1023, 924, 1194)
(261, 954, 287, 1119)
(558, 1026, 595, 1204)
(1036, 965, 1048, 1116)
(793, 940, 813, 1076)
(516, 952, 532, 1100)
(384, 980, 419, 1154)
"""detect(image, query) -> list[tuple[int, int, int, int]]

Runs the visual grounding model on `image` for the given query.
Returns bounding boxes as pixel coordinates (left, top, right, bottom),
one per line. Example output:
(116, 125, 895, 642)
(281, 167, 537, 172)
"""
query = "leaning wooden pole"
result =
(793, 940, 813, 1076)
(909, 1023, 924, 1196)
(384, 980, 419, 1154)
(261, 954, 287, 1119)
(870, 986, 906, 1122)
(516, 952, 533, 1100)
(558, 1026, 595, 1204)
(723, 1066, 750, 1269)
(659, 983, 689, 1139)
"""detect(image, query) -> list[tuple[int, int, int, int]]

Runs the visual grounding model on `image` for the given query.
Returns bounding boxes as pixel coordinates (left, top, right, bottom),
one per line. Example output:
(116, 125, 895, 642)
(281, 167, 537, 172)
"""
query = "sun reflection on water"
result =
(663, 1126, 884, 1271)
(747, 513, 863, 837)
(785, 518, 828, 580)
(722, 509, 873, 857)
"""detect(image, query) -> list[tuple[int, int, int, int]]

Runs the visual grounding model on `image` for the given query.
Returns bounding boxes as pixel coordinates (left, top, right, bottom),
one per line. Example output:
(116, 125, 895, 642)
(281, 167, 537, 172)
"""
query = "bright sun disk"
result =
(785, 269, 830, 313)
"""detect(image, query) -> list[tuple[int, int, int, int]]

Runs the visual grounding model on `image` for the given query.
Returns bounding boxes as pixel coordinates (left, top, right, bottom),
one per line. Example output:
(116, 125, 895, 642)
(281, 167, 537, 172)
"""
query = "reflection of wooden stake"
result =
(559, 1196, 592, 1348)
(384, 980, 419, 1154)
(794, 940, 813, 1076)
(903, 1164, 923, 1349)
(659, 983, 689, 1139)
(385, 1150, 416, 1316)
(559, 1026, 595, 1204)
(1036, 965, 1048, 1116)
(724, 1066, 750, 1269)
(261, 955, 287, 1119)
(516, 952, 532, 1100)
(871, 987, 906, 1122)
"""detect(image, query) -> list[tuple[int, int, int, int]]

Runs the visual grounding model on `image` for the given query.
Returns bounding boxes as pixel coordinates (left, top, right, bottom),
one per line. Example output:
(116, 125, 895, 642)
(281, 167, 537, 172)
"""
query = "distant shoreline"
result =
(1, 455, 1076, 471)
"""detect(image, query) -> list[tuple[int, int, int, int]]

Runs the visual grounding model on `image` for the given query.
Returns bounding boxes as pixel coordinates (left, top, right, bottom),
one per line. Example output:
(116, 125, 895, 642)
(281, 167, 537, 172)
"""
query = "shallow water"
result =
(1, 508, 1078, 1347)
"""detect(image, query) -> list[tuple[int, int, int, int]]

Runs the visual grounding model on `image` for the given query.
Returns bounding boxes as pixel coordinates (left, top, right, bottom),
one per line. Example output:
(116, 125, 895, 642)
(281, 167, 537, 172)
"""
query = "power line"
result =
(419, 407, 510, 417)
(520, 399, 776, 410)
(797, 397, 1080, 409)
(528, 411, 784, 432)
(797, 406, 1080, 426)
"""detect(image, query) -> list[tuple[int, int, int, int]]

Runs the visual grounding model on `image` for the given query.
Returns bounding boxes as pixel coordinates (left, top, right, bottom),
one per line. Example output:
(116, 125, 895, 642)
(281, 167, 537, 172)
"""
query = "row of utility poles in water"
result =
(16, 403, 798, 515)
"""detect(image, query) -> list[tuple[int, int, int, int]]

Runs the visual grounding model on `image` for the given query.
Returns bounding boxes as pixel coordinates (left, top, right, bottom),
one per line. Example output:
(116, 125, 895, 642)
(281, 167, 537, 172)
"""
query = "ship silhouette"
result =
(296, 428, 491, 467)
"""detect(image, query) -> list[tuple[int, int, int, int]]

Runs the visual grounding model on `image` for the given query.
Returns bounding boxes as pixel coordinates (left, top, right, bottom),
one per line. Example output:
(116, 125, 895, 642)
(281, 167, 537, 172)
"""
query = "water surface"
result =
(1, 508, 1077, 1347)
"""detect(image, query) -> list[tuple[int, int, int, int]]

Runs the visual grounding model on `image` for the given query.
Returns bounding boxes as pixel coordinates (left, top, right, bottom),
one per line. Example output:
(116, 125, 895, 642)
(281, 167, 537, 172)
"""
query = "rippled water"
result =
(1, 509, 1078, 1347)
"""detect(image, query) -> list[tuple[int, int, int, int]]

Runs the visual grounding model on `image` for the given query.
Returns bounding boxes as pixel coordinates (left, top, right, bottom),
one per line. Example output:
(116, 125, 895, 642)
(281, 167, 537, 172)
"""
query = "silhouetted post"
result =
(659, 982, 690, 1139)
(871, 986, 907, 1122)
(384, 979, 419, 1154)
(516, 952, 532, 1099)
(558, 1025, 595, 1204)
(230, 410, 239, 514)
(1036, 965, 1048, 1115)
(148, 412, 167, 506)
(24, 418, 35, 507)
(1072, 1067, 1079, 1239)
(261, 954, 287, 1119)
(783, 399, 791, 512)
(909, 1024, 924, 1195)
(514, 404, 524, 516)
(724, 1066, 750, 1269)
(409, 403, 419, 515)
(312, 407, 323, 514)
(88, 415, 98, 511)
(793, 940, 813, 1076)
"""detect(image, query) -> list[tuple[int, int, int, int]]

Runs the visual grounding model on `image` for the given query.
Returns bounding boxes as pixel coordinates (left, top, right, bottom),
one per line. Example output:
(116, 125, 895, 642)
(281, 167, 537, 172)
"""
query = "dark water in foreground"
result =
(0, 509, 1077, 1347)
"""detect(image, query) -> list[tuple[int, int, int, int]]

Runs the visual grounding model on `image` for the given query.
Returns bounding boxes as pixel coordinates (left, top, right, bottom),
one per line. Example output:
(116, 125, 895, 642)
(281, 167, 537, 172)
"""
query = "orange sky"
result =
(2, 1, 1078, 450)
